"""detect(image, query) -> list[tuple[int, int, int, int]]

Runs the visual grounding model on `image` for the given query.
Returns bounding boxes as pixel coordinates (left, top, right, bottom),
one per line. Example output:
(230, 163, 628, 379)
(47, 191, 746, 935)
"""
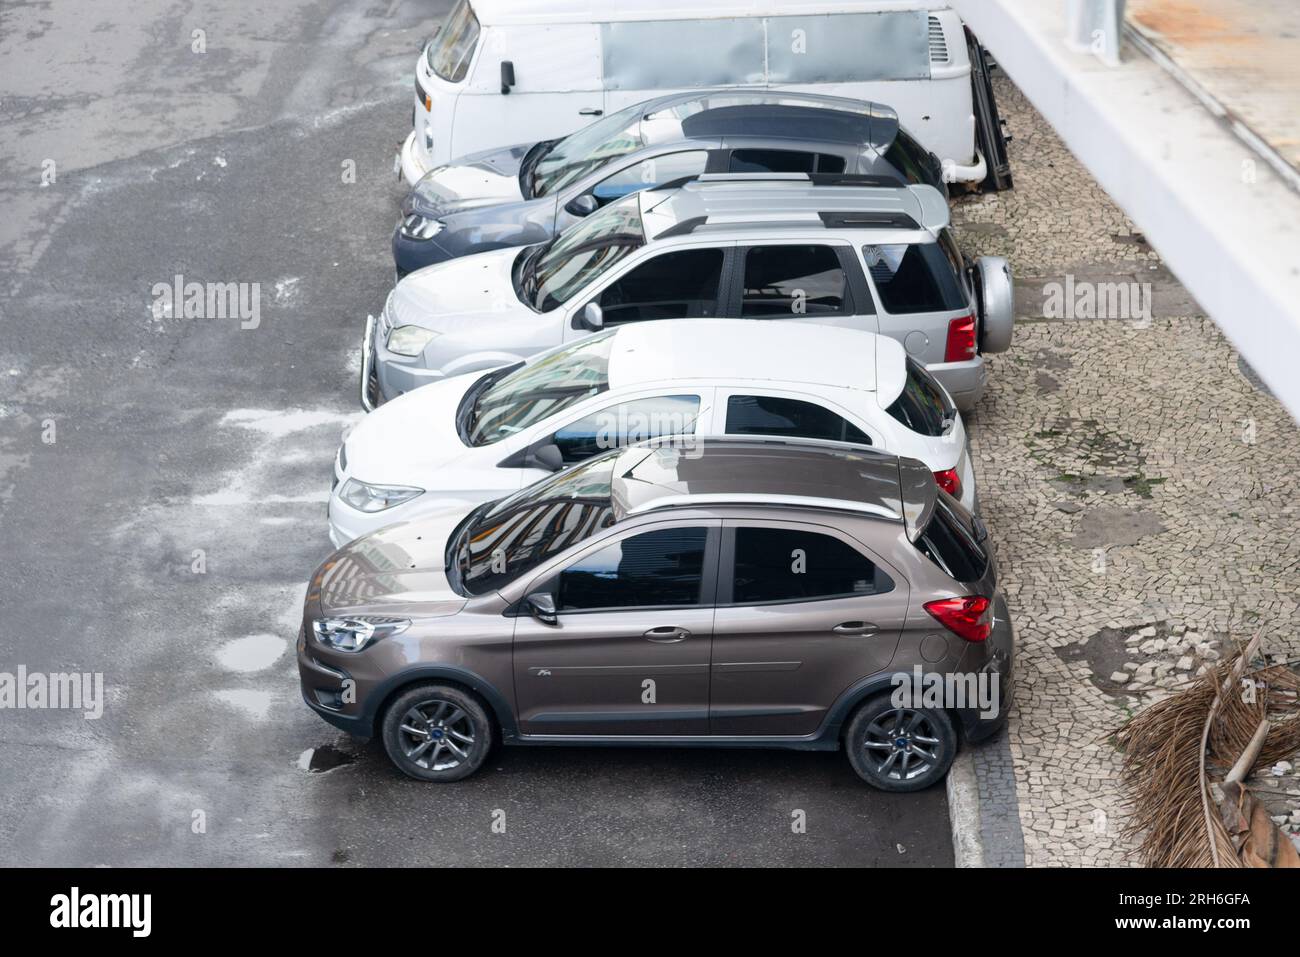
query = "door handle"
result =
(832, 621, 879, 636)
(578, 107, 604, 116)
(643, 626, 690, 643)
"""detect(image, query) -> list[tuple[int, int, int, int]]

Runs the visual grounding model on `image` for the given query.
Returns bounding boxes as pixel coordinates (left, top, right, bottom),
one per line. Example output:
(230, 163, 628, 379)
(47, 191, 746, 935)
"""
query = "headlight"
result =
(386, 324, 439, 357)
(312, 616, 409, 653)
(338, 478, 424, 512)
(400, 213, 445, 240)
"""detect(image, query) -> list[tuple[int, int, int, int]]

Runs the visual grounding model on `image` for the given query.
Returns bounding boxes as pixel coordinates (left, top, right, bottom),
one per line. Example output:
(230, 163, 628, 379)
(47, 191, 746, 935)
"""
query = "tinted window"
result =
(559, 527, 709, 610)
(741, 245, 847, 317)
(731, 527, 893, 604)
(884, 359, 953, 437)
(598, 248, 723, 323)
(915, 496, 988, 583)
(554, 395, 701, 463)
(592, 151, 709, 204)
(863, 243, 967, 314)
(729, 150, 846, 174)
(726, 395, 870, 445)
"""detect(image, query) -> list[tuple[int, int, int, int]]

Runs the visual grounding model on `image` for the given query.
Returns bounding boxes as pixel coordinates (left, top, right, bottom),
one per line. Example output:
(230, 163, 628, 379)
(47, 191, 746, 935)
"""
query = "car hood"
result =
(315, 507, 473, 616)
(345, 373, 482, 482)
(391, 248, 529, 331)
(405, 143, 531, 217)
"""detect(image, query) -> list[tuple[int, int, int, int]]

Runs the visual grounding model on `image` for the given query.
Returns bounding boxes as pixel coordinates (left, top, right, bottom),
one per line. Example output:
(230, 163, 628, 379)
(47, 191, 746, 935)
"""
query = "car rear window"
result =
(915, 496, 987, 583)
(885, 358, 953, 437)
(863, 242, 967, 314)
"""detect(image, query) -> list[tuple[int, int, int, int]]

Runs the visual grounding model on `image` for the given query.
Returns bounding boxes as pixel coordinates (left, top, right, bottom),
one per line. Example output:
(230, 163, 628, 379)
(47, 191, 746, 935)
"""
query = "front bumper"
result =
(392, 220, 454, 279)
(926, 356, 988, 411)
(398, 129, 432, 187)
(359, 311, 446, 410)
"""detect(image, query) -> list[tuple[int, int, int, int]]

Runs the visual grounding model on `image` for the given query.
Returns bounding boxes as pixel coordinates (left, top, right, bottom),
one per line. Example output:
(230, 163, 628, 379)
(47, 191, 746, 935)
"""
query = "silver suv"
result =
(363, 174, 1014, 411)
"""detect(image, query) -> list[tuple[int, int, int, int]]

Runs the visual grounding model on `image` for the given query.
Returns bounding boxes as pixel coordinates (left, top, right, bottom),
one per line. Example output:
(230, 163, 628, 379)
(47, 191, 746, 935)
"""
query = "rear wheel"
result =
(380, 683, 492, 782)
(845, 693, 957, 792)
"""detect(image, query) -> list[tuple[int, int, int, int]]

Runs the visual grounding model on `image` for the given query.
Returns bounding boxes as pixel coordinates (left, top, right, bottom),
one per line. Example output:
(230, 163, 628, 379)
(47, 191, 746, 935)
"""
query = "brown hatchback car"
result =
(298, 439, 1015, 791)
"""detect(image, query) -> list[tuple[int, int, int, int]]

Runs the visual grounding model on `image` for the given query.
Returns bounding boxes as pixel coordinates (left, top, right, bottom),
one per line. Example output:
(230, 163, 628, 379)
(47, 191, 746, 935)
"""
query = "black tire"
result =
(844, 693, 957, 792)
(380, 683, 492, 782)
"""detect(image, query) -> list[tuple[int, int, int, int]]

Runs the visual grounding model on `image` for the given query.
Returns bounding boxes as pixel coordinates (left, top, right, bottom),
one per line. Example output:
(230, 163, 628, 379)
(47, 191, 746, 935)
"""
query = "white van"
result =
(399, 0, 1011, 191)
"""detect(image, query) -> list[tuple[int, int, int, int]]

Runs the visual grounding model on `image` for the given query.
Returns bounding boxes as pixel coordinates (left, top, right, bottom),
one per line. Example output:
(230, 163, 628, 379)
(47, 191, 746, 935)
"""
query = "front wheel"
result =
(380, 683, 492, 782)
(845, 694, 957, 792)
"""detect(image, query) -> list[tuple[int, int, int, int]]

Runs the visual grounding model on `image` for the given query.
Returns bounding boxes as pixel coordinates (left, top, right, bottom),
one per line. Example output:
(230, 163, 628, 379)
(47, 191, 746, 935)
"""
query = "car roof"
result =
(609, 438, 938, 539)
(471, 1, 951, 27)
(605, 319, 908, 398)
(640, 176, 949, 240)
(675, 103, 898, 150)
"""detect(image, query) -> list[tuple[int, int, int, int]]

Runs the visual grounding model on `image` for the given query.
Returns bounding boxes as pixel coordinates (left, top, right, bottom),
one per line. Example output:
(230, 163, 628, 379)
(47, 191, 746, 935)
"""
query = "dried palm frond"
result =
(1111, 631, 1300, 868)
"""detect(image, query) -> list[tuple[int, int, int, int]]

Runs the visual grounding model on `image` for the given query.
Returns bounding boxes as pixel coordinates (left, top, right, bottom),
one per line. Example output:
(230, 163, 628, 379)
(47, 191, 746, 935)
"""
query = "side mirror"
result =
(973, 256, 1014, 354)
(500, 60, 515, 95)
(525, 592, 557, 625)
(530, 442, 564, 472)
(578, 301, 604, 331)
(564, 194, 599, 218)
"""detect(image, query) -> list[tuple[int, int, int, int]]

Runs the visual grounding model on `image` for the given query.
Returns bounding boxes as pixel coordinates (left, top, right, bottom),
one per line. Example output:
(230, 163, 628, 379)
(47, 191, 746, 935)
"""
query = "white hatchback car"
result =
(331, 319, 974, 546)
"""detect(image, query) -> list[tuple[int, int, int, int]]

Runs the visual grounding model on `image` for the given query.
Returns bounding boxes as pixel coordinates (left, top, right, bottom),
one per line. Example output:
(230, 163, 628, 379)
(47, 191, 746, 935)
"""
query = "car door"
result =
(728, 241, 878, 335)
(513, 520, 721, 736)
(709, 520, 908, 736)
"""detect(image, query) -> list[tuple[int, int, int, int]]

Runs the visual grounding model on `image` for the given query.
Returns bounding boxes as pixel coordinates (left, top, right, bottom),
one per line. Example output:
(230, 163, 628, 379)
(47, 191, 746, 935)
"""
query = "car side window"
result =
(862, 243, 967, 314)
(725, 394, 870, 445)
(552, 395, 702, 463)
(591, 151, 710, 205)
(558, 527, 709, 611)
(728, 149, 847, 175)
(597, 248, 723, 323)
(741, 245, 848, 317)
(730, 527, 893, 605)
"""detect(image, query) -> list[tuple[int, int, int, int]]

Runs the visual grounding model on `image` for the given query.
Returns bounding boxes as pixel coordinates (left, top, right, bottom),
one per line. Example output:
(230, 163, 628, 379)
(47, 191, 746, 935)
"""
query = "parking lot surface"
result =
(0, 0, 952, 867)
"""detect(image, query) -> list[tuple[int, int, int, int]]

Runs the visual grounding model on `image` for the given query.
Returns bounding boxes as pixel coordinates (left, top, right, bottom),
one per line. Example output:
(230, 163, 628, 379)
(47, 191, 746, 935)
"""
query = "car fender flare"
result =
(365, 665, 519, 740)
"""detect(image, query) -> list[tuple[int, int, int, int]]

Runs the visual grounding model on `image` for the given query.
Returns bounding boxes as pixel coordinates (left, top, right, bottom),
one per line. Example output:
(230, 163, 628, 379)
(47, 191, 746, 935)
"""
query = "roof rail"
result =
(625, 493, 902, 522)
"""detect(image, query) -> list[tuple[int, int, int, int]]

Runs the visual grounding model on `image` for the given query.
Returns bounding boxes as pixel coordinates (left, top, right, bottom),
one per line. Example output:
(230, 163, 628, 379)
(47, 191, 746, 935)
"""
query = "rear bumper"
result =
(927, 356, 988, 411)
(956, 596, 1016, 742)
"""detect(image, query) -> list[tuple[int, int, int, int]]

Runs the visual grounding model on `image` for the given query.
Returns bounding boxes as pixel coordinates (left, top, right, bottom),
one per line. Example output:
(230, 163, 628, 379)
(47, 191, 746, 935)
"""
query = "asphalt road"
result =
(0, 0, 954, 866)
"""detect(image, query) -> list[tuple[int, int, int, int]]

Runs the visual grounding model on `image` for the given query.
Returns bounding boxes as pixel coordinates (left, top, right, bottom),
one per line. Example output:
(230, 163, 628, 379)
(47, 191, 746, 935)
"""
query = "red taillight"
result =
(924, 596, 991, 642)
(944, 313, 977, 363)
(933, 468, 961, 498)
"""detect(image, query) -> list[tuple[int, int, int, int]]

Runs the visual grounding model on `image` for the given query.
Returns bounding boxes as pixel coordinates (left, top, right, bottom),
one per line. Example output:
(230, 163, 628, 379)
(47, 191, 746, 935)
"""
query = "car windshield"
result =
(530, 101, 650, 198)
(465, 332, 617, 446)
(522, 196, 645, 311)
(454, 453, 621, 596)
(426, 0, 480, 83)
